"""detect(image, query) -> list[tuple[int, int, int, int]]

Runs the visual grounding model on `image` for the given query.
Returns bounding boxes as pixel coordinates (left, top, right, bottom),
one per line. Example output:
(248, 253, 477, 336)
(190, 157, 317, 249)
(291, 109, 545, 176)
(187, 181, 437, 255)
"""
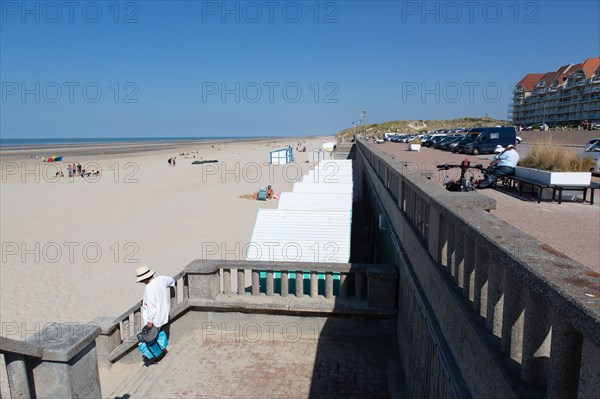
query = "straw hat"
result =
(136, 266, 155, 282)
(506, 144, 516, 150)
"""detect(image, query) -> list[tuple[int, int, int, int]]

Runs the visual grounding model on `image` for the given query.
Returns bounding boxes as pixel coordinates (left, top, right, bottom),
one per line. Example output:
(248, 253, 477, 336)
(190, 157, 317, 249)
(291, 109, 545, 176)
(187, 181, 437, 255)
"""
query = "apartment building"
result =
(510, 57, 600, 127)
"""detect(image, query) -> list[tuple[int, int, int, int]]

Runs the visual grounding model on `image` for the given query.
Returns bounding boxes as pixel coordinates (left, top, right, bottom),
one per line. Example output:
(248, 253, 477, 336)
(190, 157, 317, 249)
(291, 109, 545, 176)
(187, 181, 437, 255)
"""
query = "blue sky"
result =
(1, 0, 599, 138)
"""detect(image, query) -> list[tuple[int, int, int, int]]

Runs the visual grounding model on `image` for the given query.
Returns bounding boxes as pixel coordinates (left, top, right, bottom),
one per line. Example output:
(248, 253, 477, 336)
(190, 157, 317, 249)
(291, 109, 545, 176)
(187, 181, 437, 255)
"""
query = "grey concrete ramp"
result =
(108, 327, 405, 398)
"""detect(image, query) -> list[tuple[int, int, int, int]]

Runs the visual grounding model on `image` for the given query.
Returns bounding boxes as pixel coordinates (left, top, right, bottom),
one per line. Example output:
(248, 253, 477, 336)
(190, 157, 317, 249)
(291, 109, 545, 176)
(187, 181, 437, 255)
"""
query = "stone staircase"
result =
(106, 326, 405, 399)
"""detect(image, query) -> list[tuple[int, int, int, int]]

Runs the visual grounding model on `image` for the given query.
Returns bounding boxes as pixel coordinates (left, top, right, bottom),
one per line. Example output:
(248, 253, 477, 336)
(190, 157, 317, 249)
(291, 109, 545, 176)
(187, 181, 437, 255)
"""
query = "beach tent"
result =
(269, 147, 293, 165)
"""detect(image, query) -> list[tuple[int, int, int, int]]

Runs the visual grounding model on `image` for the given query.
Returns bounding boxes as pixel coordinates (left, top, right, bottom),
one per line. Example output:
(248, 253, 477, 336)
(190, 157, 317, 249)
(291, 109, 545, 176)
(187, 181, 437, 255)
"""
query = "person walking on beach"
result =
(136, 266, 175, 338)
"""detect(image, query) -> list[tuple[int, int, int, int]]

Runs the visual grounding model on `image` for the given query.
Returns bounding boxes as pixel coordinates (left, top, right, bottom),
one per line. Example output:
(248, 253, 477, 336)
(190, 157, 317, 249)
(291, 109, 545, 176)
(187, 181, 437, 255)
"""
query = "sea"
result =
(0, 136, 271, 147)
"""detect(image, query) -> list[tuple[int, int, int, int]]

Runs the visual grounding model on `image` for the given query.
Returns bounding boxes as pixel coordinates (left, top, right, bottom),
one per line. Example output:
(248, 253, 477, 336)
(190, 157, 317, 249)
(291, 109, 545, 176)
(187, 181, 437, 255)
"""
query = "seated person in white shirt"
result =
(477, 145, 520, 189)
(136, 266, 175, 336)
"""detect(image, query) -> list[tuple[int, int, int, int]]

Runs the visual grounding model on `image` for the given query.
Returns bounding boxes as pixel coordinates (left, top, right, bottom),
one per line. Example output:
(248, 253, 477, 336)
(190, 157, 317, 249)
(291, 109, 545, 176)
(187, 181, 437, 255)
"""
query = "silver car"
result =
(582, 141, 600, 173)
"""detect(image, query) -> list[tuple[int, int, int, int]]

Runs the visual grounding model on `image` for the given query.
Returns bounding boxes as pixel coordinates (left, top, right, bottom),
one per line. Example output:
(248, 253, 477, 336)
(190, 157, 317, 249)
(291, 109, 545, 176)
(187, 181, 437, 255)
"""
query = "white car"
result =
(516, 136, 522, 144)
(373, 138, 384, 144)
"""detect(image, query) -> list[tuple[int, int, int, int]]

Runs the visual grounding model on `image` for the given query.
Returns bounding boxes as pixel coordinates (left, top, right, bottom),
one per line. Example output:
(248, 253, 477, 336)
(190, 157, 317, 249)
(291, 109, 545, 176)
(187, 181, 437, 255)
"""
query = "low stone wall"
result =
(356, 139, 600, 398)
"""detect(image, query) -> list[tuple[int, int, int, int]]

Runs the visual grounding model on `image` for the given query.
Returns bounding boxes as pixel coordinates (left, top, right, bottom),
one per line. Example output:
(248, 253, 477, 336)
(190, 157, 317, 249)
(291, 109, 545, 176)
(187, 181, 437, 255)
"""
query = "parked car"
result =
(585, 138, 600, 150)
(581, 141, 600, 173)
(525, 123, 549, 131)
(422, 134, 445, 147)
(440, 136, 464, 151)
(433, 136, 454, 149)
(516, 136, 522, 144)
(591, 123, 600, 130)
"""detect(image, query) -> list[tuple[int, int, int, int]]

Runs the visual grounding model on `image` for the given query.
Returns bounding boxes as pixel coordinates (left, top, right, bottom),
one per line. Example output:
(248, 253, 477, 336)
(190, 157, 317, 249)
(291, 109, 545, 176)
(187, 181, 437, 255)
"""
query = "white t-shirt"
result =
(142, 276, 175, 328)
(497, 149, 520, 168)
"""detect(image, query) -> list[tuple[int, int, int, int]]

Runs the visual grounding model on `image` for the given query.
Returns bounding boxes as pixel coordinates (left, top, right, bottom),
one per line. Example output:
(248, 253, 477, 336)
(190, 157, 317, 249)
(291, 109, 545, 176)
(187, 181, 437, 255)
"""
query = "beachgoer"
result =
(168, 158, 172, 165)
(477, 145, 520, 189)
(172, 157, 176, 167)
(136, 266, 175, 338)
(266, 185, 273, 199)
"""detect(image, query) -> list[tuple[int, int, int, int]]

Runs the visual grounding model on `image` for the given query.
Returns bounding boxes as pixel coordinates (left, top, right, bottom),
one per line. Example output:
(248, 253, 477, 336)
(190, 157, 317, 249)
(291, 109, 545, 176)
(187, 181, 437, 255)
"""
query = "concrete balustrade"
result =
(92, 259, 397, 368)
(356, 139, 600, 398)
(186, 260, 391, 303)
(0, 323, 102, 398)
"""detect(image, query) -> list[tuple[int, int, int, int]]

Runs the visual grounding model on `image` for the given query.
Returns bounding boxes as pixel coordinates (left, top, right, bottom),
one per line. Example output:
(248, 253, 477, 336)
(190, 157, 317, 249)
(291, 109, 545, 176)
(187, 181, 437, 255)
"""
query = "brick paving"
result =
(372, 141, 600, 272)
(108, 329, 404, 398)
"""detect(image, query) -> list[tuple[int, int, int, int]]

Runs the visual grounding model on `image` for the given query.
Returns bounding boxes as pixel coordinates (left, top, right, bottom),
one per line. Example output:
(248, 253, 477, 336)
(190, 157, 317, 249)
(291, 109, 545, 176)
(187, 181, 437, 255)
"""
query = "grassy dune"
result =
(336, 117, 507, 140)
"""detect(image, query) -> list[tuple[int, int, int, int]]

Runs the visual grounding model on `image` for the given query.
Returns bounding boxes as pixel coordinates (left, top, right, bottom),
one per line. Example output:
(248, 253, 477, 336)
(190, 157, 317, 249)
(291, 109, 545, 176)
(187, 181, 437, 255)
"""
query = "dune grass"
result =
(519, 138, 595, 172)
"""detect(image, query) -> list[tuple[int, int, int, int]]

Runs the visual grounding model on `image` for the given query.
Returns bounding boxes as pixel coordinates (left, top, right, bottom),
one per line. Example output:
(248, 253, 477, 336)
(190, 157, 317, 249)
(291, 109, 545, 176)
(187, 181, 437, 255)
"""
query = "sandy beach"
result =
(0, 136, 333, 336)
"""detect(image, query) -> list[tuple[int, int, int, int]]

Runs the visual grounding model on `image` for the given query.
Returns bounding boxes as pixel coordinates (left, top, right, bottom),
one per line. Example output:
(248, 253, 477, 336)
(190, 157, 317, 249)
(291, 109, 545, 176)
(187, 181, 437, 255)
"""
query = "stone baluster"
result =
(237, 269, 245, 295)
(251, 270, 260, 296)
(547, 318, 583, 399)
(473, 245, 489, 318)
(281, 271, 289, 297)
(266, 271, 274, 296)
(521, 289, 551, 386)
(501, 269, 525, 362)
(121, 316, 130, 340)
(355, 272, 365, 300)
(295, 271, 303, 297)
(310, 272, 318, 298)
(339, 273, 348, 299)
(223, 269, 231, 294)
(455, 229, 465, 288)
(447, 221, 456, 279)
(170, 284, 177, 307)
(325, 272, 334, 298)
(438, 214, 449, 270)
(577, 337, 600, 397)
(4, 353, 31, 399)
(462, 235, 475, 302)
(485, 260, 505, 338)
(133, 309, 141, 334)
(183, 274, 189, 299)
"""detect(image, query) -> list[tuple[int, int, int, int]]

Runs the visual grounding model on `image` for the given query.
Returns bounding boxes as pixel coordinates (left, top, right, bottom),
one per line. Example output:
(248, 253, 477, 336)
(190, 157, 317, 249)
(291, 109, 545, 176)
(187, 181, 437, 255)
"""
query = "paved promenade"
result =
(106, 328, 405, 398)
(371, 141, 600, 272)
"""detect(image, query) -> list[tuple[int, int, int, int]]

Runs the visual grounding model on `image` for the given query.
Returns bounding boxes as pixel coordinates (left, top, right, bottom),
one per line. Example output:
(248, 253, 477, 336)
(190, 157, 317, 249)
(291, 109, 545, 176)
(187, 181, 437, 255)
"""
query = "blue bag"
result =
(138, 330, 168, 359)
(257, 188, 267, 201)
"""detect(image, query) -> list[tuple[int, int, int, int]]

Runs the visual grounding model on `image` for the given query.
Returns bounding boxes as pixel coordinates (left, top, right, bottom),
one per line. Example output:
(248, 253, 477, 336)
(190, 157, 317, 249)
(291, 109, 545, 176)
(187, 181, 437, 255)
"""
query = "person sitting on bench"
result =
(477, 145, 520, 189)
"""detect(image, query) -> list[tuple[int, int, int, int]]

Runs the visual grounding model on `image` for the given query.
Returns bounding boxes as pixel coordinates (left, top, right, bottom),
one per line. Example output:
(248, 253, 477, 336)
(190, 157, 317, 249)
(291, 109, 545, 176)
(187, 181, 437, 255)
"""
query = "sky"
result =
(1, 0, 599, 138)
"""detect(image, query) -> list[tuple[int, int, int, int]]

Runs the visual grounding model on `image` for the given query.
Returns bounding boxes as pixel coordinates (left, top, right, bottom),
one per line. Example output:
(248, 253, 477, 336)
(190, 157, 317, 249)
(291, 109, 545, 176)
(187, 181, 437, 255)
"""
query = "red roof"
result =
(517, 73, 544, 91)
(517, 56, 600, 91)
(581, 57, 600, 78)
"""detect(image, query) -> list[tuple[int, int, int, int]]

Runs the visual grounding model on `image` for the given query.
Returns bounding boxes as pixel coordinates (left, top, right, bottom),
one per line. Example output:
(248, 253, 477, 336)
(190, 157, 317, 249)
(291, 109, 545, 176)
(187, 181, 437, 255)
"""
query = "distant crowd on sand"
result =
(52, 163, 100, 178)
(68, 163, 100, 177)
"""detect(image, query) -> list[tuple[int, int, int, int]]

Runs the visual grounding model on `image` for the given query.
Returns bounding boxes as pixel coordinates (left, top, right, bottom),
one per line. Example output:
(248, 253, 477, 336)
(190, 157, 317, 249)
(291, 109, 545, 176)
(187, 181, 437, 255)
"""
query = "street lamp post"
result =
(543, 104, 547, 130)
(361, 110, 367, 136)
